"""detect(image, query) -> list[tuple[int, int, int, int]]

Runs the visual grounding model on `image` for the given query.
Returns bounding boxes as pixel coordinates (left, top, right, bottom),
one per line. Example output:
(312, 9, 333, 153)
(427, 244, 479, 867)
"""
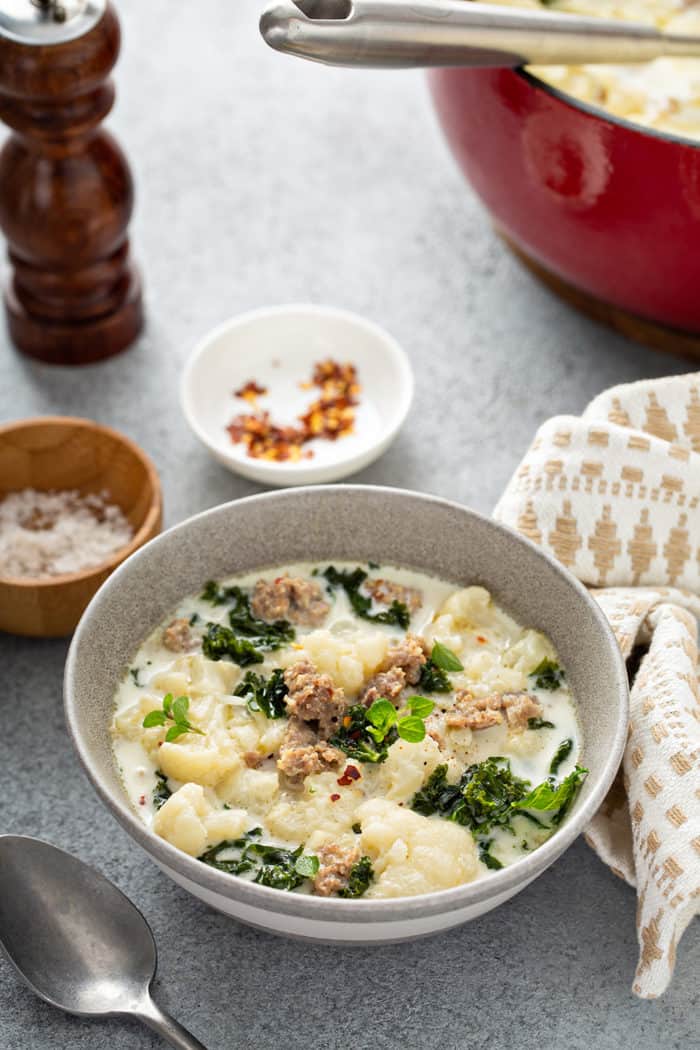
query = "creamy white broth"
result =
(112, 562, 583, 897)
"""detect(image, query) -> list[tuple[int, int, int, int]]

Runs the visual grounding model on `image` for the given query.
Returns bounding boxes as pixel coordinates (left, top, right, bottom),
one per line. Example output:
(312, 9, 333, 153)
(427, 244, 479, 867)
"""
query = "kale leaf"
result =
(417, 659, 452, 693)
(202, 623, 265, 666)
(338, 856, 374, 898)
(198, 827, 319, 890)
(549, 737, 573, 776)
(234, 668, 289, 719)
(514, 765, 588, 826)
(528, 717, 555, 730)
(152, 771, 171, 811)
(322, 566, 410, 628)
(478, 839, 504, 871)
(529, 658, 565, 691)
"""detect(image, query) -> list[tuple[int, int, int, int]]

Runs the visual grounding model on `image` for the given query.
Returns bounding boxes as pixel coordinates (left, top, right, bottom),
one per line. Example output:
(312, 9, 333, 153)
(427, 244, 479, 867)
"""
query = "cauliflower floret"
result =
(265, 770, 362, 842)
(357, 798, 478, 898)
(219, 766, 280, 809)
(158, 728, 241, 787)
(379, 735, 446, 802)
(151, 653, 241, 698)
(279, 628, 388, 695)
(152, 783, 249, 856)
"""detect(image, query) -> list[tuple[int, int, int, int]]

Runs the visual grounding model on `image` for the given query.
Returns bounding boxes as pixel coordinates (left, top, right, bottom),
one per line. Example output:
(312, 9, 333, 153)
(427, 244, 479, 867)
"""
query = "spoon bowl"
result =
(0, 836, 207, 1049)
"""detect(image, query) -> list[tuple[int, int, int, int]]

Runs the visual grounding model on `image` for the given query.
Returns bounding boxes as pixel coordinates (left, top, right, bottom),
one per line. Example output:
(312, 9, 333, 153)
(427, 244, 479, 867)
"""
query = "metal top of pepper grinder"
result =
(0, 0, 105, 45)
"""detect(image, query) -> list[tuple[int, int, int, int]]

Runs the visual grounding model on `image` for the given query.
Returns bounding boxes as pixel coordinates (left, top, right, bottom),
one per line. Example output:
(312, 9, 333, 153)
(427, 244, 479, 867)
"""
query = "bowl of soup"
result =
(64, 485, 628, 942)
(429, 0, 700, 339)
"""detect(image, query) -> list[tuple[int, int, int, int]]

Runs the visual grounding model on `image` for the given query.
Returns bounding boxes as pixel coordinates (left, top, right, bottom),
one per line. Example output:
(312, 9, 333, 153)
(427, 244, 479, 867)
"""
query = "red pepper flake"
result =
(138, 794, 146, 806)
(476, 635, 488, 644)
(234, 380, 268, 406)
(337, 764, 361, 787)
(330, 793, 341, 802)
(225, 358, 361, 462)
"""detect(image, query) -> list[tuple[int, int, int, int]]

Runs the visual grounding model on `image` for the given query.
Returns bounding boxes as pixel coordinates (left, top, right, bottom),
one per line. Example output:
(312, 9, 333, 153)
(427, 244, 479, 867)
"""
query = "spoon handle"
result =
(133, 996, 210, 1050)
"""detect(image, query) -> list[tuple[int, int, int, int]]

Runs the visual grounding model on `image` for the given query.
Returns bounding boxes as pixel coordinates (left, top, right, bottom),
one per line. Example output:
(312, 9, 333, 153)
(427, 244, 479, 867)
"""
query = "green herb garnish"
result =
(430, 641, 464, 672)
(142, 693, 204, 742)
(331, 697, 435, 762)
(548, 738, 574, 776)
(199, 827, 319, 890)
(234, 668, 289, 719)
(152, 771, 171, 810)
(529, 658, 565, 691)
(322, 566, 410, 628)
(528, 717, 555, 731)
(478, 839, 504, 871)
(338, 856, 374, 898)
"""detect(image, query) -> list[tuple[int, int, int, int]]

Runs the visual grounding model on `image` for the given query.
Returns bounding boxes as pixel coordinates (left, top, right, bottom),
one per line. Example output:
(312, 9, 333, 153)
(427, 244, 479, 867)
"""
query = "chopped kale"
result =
(417, 642, 463, 693)
(199, 827, 319, 890)
(478, 839, 504, 871)
(199, 581, 295, 665)
(200, 580, 239, 605)
(201, 623, 264, 666)
(152, 771, 171, 810)
(322, 566, 410, 628)
(529, 658, 565, 691)
(351, 822, 362, 834)
(234, 668, 289, 719)
(368, 560, 381, 570)
(417, 658, 452, 693)
(549, 738, 573, 776)
(514, 765, 588, 826)
(528, 717, 555, 731)
(412, 756, 588, 842)
(411, 758, 531, 833)
(338, 856, 374, 898)
(129, 667, 141, 686)
(189, 611, 201, 626)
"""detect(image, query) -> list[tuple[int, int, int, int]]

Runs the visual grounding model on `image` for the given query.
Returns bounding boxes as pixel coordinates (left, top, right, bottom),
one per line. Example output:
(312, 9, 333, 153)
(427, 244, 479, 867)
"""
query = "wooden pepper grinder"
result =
(0, 0, 142, 365)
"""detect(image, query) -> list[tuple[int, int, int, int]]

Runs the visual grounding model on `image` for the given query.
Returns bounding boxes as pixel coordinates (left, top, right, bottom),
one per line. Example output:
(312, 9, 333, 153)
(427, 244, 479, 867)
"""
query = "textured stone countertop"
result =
(0, 2, 697, 1048)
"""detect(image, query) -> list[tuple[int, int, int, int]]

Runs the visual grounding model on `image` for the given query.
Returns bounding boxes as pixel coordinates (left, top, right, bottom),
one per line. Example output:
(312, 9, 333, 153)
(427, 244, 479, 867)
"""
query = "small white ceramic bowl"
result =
(180, 304, 414, 486)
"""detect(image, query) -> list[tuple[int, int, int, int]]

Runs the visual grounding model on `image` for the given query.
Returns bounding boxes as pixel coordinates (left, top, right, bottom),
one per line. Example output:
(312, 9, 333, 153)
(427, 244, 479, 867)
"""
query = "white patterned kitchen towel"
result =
(494, 373, 700, 999)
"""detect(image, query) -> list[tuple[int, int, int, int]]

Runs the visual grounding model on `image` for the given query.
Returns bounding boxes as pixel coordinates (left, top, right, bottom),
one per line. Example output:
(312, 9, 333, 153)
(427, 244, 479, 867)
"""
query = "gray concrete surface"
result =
(0, 2, 697, 1047)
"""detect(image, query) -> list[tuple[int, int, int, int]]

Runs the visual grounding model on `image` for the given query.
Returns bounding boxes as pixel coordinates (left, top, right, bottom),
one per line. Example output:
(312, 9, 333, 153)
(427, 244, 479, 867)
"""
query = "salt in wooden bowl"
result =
(0, 416, 162, 637)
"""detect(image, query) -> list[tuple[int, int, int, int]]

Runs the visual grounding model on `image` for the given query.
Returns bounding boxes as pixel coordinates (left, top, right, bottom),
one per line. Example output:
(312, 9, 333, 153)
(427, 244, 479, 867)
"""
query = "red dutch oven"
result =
(429, 66, 700, 337)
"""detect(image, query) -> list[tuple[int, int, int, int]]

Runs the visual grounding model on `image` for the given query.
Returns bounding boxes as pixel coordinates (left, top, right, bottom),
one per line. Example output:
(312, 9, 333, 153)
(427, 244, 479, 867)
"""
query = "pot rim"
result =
(516, 67, 700, 151)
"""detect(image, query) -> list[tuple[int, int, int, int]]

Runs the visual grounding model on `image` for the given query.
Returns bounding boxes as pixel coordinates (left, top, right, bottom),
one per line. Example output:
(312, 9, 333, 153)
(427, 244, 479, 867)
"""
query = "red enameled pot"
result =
(429, 66, 700, 335)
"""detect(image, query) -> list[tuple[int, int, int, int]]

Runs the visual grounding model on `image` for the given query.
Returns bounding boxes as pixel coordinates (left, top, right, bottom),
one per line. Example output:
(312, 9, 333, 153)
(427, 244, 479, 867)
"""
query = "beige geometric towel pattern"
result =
(494, 373, 700, 999)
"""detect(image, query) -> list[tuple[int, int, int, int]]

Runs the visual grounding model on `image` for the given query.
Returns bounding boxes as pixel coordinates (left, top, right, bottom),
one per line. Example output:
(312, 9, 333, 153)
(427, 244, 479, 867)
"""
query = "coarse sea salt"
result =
(0, 488, 133, 579)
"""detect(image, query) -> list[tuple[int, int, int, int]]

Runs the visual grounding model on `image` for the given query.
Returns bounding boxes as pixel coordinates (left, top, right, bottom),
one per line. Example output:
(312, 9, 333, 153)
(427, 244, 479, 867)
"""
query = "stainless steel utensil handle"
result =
(260, 0, 700, 69)
(133, 996, 210, 1050)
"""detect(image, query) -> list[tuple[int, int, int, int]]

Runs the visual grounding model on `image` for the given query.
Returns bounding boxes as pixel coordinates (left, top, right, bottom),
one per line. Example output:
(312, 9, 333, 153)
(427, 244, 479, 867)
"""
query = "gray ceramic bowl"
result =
(65, 486, 628, 943)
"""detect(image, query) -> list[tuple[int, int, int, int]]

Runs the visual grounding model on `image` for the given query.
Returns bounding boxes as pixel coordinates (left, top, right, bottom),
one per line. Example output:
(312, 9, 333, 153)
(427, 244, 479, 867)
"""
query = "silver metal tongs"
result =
(260, 0, 700, 70)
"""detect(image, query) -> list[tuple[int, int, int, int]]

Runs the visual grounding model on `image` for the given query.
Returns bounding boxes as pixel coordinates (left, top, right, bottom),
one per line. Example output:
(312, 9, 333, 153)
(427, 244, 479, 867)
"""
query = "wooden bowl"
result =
(0, 417, 162, 637)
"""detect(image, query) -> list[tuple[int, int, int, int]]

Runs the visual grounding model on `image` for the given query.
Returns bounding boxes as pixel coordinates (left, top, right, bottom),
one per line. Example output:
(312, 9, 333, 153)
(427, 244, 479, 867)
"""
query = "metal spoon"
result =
(260, 0, 700, 69)
(0, 835, 208, 1050)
